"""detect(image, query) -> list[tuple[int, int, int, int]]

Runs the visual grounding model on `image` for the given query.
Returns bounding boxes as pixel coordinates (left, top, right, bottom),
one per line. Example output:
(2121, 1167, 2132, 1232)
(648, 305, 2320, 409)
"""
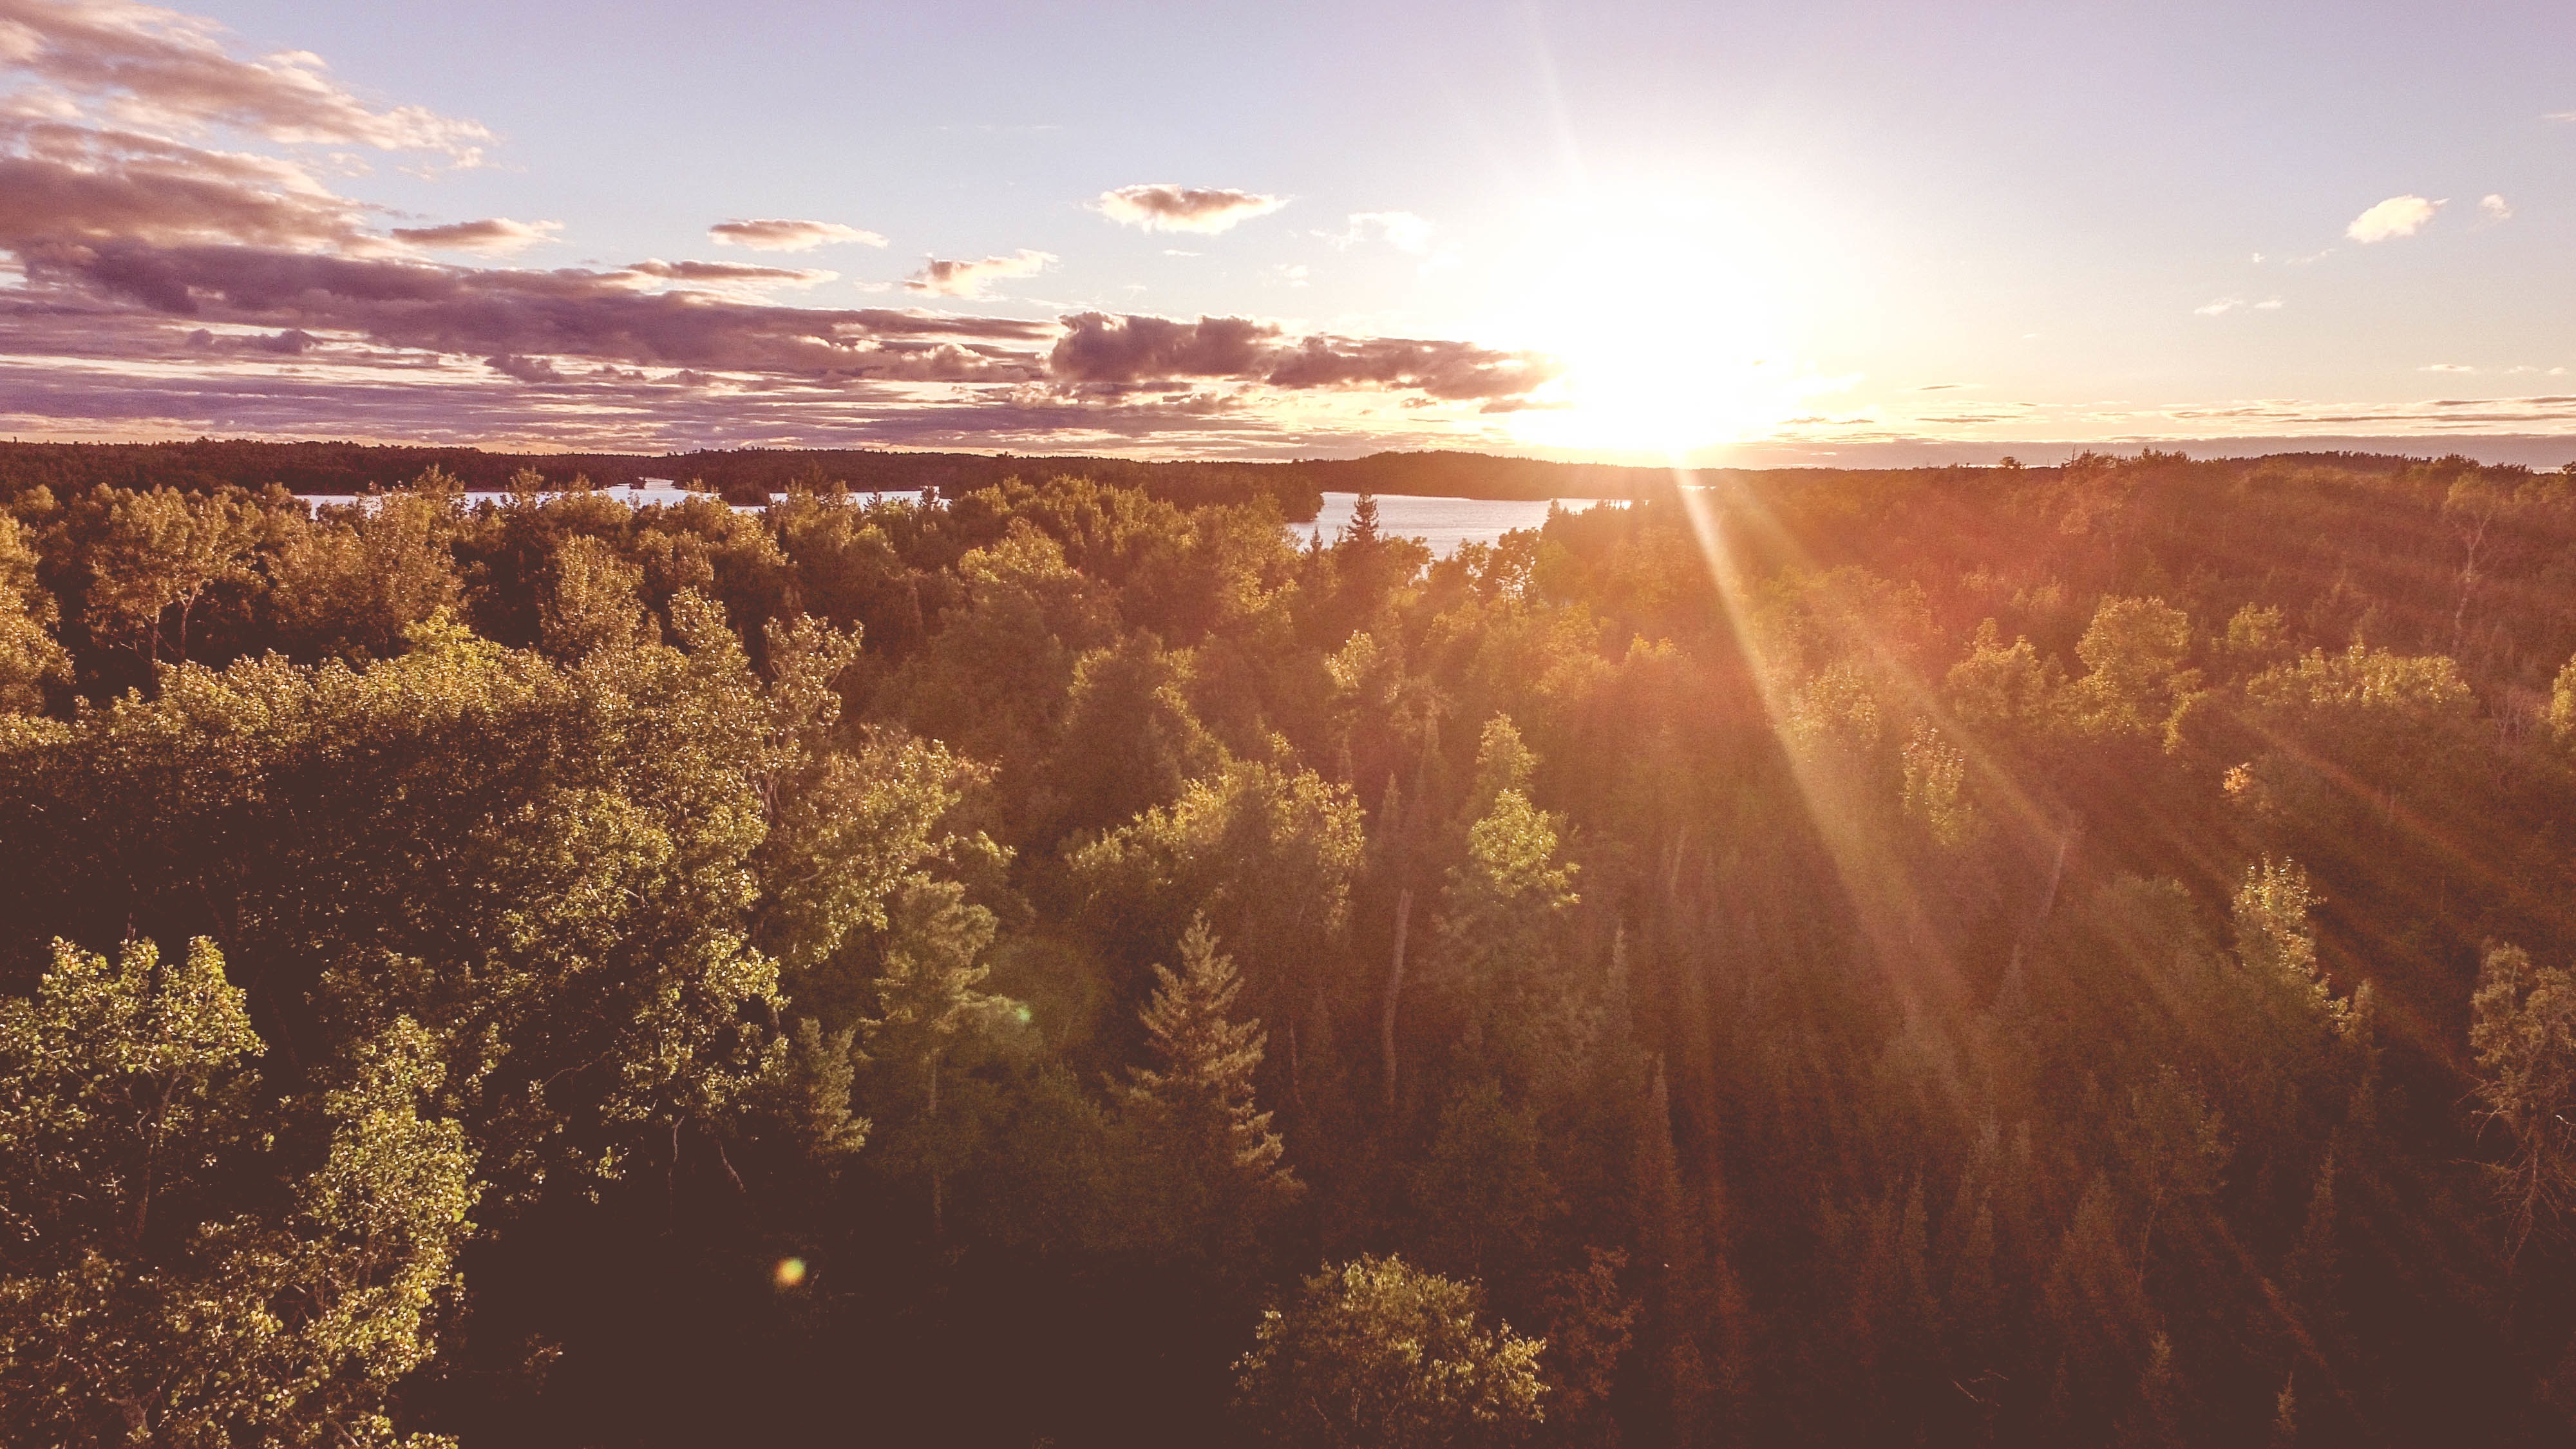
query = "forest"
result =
(4, 447, 2576, 1446)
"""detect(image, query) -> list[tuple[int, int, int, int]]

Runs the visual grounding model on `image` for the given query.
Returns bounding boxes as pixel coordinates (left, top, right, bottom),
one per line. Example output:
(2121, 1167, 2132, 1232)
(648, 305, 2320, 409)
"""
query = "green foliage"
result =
(1947, 618, 2060, 727)
(2066, 595, 2197, 738)
(269, 491, 463, 662)
(1072, 758, 1366, 1034)
(2472, 944, 2576, 1249)
(1233, 1255, 1548, 1449)
(0, 940, 474, 1449)
(860, 880, 1021, 1226)
(82, 486, 260, 665)
(0, 513, 68, 712)
(1115, 917, 1299, 1259)
(4, 451, 2576, 1445)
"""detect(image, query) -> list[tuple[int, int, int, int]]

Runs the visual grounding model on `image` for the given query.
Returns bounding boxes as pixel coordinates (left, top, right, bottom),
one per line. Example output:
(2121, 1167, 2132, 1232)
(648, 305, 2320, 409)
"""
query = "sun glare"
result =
(1479, 186, 1855, 460)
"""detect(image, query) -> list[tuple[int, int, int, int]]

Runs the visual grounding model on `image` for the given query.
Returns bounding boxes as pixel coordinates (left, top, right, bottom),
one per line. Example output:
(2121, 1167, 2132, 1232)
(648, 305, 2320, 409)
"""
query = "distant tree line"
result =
(0, 439, 1692, 516)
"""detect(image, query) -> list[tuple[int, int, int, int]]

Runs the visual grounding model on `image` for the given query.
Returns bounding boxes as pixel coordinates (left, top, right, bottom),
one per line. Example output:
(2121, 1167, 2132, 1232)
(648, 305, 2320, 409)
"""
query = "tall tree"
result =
(2470, 943, 2576, 1253)
(1119, 916, 1300, 1257)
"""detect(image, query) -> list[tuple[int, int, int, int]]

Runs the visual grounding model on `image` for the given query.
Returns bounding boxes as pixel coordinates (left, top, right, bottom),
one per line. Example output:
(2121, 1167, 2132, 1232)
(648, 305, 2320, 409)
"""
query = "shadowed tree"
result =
(1117, 916, 1300, 1260)
(2471, 943, 2576, 1253)
(1234, 1254, 1548, 1449)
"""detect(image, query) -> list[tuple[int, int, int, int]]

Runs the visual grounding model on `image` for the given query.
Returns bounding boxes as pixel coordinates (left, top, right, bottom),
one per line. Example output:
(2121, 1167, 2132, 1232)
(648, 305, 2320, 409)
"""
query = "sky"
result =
(3, 0, 2573, 466)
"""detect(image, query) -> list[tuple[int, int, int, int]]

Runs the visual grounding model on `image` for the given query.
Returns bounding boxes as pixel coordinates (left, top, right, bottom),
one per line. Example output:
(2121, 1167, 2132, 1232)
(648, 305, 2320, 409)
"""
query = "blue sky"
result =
(4, 0, 2573, 463)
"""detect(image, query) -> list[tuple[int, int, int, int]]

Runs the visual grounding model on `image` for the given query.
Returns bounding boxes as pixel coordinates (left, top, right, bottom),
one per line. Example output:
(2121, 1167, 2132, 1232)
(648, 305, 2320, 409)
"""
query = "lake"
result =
(1297, 492, 1627, 556)
(294, 484, 1624, 554)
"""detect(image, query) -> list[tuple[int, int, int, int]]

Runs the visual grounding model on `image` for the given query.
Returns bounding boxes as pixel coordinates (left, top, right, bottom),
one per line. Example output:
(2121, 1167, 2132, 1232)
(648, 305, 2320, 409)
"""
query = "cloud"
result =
(1092, 184, 1287, 234)
(905, 249, 1054, 298)
(618, 258, 835, 287)
(0, 0, 490, 158)
(22, 240, 1054, 377)
(1050, 312, 1278, 382)
(2481, 193, 2512, 220)
(0, 12, 1560, 453)
(1323, 211, 1433, 254)
(0, 3, 506, 258)
(390, 217, 560, 254)
(484, 352, 561, 383)
(2421, 363, 2475, 373)
(0, 118, 370, 248)
(1048, 312, 1560, 400)
(2193, 296, 2283, 316)
(2345, 194, 2441, 243)
(707, 218, 887, 251)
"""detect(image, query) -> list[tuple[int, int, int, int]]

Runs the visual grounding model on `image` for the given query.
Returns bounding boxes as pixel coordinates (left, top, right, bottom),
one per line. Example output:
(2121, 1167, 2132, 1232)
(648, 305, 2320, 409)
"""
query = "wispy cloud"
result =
(1092, 184, 1287, 234)
(2421, 363, 2475, 373)
(905, 249, 1054, 298)
(390, 218, 560, 254)
(707, 218, 887, 251)
(2193, 296, 2283, 316)
(2345, 194, 2441, 243)
(1321, 211, 1433, 254)
(618, 258, 835, 289)
(2481, 193, 2512, 221)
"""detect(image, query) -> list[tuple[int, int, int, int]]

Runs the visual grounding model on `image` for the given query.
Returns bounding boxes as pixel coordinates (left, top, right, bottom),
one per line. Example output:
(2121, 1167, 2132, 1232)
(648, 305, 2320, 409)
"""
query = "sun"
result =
(1473, 186, 1852, 460)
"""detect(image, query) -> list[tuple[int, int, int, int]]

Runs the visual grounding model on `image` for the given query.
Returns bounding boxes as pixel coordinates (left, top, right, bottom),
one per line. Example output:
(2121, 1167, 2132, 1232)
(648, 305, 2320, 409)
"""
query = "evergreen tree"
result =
(1122, 916, 1294, 1197)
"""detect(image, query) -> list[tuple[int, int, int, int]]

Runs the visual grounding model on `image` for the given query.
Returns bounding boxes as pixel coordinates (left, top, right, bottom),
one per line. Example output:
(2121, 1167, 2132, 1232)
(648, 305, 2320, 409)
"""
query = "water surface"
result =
(1297, 492, 1627, 556)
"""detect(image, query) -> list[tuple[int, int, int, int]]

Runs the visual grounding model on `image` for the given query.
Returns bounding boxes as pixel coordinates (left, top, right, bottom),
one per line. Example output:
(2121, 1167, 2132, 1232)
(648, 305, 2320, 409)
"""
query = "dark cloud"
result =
(1049, 312, 1558, 400)
(1050, 313, 1281, 384)
(0, 119, 369, 248)
(484, 353, 560, 383)
(1262, 335, 1560, 400)
(1092, 184, 1287, 234)
(21, 240, 1054, 377)
(390, 218, 560, 254)
(706, 218, 886, 252)
(0, 0, 489, 156)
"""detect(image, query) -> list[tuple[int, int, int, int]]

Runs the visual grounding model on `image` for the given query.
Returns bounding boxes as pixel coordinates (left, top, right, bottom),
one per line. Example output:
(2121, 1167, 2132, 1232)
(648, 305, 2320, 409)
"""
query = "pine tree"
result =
(1128, 907, 1298, 1201)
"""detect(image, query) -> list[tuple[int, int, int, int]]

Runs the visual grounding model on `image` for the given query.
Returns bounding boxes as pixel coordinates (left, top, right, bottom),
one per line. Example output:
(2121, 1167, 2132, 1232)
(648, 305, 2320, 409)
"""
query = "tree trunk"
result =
(1381, 887, 1412, 1114)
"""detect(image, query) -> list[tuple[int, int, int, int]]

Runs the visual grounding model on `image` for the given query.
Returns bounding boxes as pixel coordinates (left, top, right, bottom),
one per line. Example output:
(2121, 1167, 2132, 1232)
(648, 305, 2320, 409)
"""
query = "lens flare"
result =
(773, 1256, 807, 1289)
